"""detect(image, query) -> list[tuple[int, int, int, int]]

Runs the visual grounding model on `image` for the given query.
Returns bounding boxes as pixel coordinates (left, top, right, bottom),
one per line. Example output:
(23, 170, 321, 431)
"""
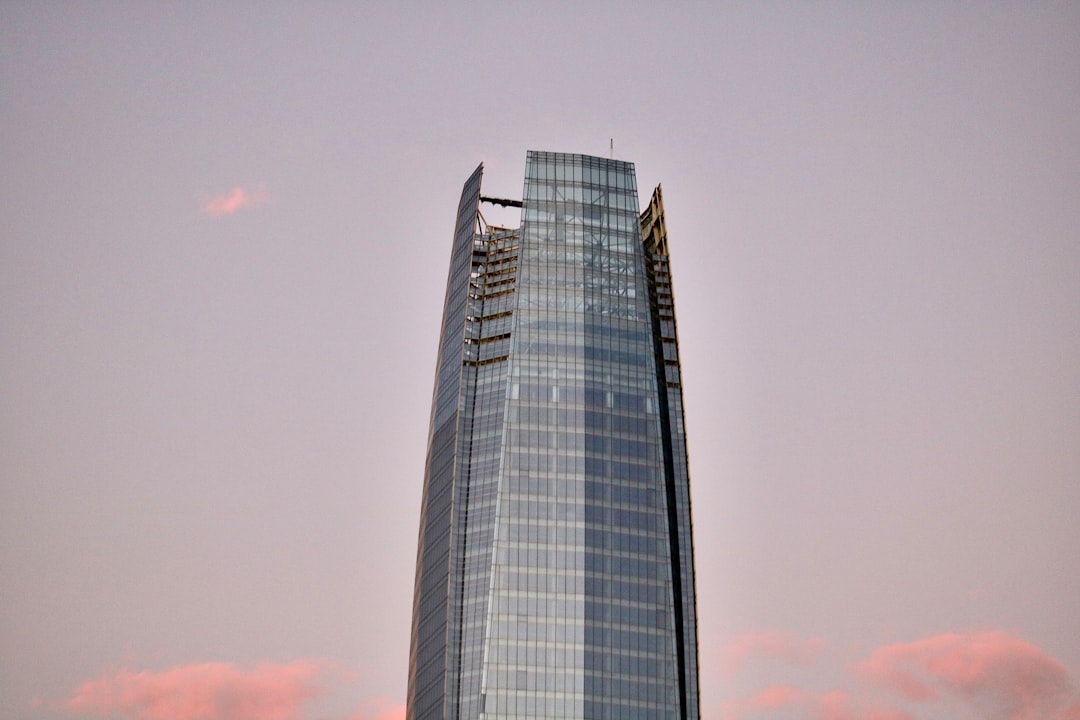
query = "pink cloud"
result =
(202, 184, 266, 217)
(721, 630, 825, 676)
(65, 660, 322, 720)
(859, 630, 1076, 720)
(716, 630, 1078, 720)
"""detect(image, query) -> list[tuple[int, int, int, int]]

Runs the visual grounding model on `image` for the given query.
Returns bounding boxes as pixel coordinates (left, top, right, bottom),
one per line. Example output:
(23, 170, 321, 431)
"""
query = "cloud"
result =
(716, 630, 1077, 720)
(64, 660, 322, 720)
(202, 184, 267, 217)
(721, 630, 825, 676)
(859, 630, 1076, 720)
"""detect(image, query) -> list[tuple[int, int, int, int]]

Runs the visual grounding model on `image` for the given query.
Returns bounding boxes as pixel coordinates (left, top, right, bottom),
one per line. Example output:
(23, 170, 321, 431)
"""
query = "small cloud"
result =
(720, 630, 825, 677)
(859, 630, 1076, 720)
(202, 184, 267, 217)
(64, 660, 322, 720)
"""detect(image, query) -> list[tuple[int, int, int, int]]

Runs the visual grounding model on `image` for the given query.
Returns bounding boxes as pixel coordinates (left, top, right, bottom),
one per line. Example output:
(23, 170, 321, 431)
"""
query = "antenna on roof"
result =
(610, 138, 614, 158)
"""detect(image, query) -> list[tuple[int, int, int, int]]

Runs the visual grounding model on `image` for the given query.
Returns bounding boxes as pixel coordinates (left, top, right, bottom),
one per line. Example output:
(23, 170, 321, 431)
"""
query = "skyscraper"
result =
(408, 151, 699, 720)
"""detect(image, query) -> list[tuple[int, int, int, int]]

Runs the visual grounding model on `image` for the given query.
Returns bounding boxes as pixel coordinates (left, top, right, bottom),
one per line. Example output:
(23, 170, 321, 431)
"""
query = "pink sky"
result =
(2, 3, 1078, 719)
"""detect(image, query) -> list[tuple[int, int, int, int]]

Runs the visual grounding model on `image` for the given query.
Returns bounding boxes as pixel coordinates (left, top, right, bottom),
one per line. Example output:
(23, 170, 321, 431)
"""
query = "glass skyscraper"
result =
(407, 151, 699, 720)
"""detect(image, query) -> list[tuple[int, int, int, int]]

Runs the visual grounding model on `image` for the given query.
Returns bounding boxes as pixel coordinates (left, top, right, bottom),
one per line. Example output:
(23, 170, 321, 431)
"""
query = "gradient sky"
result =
(2, 3, 1079, 720)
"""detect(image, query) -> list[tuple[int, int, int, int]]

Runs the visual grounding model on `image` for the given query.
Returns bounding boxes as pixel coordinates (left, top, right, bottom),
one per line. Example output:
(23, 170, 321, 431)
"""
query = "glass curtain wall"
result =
(408, 152, 699, 720)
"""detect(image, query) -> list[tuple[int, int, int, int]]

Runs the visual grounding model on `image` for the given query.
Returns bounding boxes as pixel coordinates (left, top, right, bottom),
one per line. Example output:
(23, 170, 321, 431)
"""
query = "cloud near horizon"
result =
(202, 184, 267, 217)
(860, 631, 1080, 720)
(721, 630, 1080, 720)
(64, 660, 322, 720)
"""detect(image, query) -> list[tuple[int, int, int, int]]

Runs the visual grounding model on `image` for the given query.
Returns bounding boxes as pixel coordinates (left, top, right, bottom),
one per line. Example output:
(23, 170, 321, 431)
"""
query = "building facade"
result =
(407, 151, 699, 720)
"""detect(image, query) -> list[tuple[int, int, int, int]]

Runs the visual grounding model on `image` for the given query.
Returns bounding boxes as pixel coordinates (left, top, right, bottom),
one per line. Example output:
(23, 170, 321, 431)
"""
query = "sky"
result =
(1, 2, 1078, 720)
